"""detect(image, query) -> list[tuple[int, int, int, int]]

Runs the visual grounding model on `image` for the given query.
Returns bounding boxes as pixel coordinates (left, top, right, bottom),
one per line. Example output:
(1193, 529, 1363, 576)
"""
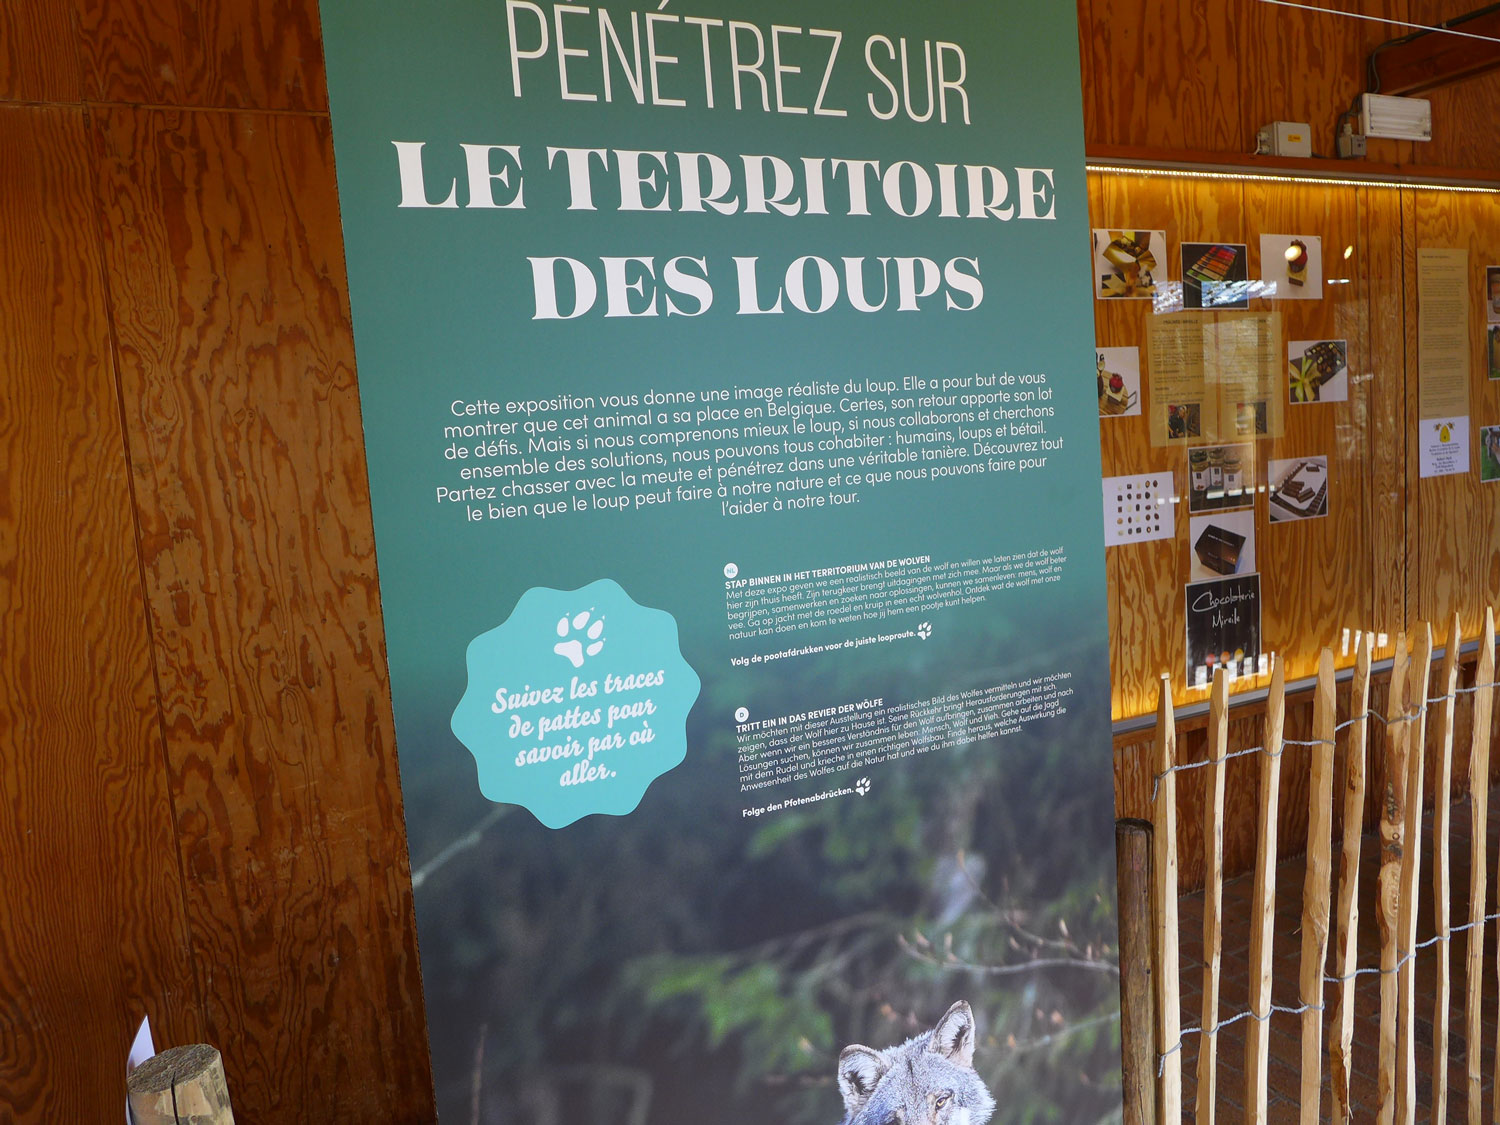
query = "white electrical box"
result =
(1256, 121, 1313, 158)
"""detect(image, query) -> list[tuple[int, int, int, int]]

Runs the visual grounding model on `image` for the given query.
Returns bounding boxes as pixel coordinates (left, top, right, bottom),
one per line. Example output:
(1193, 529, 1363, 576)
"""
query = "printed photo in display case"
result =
(1481, 426, 1500, 482)
(1182, 243, 1249, 310)
(1189, 510, 1256, 582)
(1185, 573, 1262, 688)
(1097, 347, 1141, 417)
(1268, 456, 1330, 522)
(1188, 443, 1255, 513)
(1288, 339, 1349, 403)
(1165, 402, 1202, 441)
(1260, 234, 1323, 300)
(1092, 229, 1167, 300)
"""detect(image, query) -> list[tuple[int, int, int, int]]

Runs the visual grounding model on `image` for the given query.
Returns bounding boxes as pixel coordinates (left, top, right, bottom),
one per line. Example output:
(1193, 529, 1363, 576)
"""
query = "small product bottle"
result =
(1222, 450, 1243, 497)
(1190, 449, 1210, 499)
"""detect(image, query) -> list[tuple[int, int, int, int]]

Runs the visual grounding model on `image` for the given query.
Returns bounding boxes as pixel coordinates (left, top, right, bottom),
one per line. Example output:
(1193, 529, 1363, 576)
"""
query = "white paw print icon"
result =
(855, 777, 871, 797)
(554, 610, 605, 668)
(917, 622, 933, 640)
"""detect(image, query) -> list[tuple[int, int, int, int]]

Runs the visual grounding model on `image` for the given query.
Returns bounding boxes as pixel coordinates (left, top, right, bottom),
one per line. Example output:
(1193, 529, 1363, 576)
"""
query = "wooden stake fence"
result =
(1244, 659, 1285, 1121)
(1135, 617, 1500, 1124)
(1330, 633, 1371, 1123)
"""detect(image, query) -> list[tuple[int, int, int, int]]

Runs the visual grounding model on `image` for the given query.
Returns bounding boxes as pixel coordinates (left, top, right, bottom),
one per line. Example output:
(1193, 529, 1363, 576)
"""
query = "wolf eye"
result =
(935, 1092, 952, 1109)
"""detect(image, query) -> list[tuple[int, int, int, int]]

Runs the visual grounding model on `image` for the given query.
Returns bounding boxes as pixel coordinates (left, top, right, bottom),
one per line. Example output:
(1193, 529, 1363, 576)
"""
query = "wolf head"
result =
(836, 1001, 996, 1125)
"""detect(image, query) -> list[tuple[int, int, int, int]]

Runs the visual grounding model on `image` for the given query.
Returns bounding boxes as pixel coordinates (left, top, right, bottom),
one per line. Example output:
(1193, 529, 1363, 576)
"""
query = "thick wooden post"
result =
(1117, 818, 1157, 1125)
(126, 1044, 235, 1125)
(1245, 658, 1286, 1123)
(1152, 676, 1181, 1125)
(1330, 634, 1372, 1123)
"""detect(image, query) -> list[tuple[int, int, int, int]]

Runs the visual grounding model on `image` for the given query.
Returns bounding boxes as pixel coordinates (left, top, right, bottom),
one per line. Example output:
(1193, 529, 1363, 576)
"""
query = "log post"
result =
(1117, 818, 1156, 1125)
(127, 1044, 235, 1125)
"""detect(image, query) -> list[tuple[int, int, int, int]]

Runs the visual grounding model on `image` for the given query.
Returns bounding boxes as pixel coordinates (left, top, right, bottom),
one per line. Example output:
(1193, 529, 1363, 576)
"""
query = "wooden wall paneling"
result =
(1411, 188, 1500, 635)
(1080, 0, 1243, 153)
(0, 105, 203, 1122)
(1361, 185, 1413, 642)
(0, 2, 82, 103)
(1422, 67, 1500, 170)
(74, 0, 328, 111)
(89, 105, 433, 1122)
(1244, 180, 1373, 684)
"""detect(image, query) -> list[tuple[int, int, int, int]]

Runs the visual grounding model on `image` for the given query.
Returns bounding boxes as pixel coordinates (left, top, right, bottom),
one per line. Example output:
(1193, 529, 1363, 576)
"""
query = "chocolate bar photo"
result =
(1181, 241, 1249, 310)
(1268, 457, 1330, 522)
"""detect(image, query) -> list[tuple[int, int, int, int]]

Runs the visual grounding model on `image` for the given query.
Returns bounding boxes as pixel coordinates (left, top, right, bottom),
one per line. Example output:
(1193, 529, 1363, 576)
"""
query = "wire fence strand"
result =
(1147, 679, 1500, 803)
(1157, 908, 1500, 1076)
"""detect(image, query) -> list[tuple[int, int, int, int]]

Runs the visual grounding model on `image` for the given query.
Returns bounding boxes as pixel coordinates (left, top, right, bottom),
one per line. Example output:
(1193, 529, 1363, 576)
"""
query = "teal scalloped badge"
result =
(451, 580, 701, 829)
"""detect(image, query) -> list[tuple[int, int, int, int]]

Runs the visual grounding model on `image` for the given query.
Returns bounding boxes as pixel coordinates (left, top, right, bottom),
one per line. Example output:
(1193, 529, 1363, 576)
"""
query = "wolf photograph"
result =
(837, 1002, 996, 1125)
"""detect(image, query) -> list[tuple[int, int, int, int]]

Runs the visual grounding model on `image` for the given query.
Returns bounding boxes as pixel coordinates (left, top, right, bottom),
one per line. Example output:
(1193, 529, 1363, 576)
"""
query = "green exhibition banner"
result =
(319, 3, 1119, 1120)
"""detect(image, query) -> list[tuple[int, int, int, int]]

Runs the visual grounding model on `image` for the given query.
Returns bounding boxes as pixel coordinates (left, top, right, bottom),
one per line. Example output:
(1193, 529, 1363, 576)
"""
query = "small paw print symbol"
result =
(917, 622, 933, 640)
(855, 777, 871, 797)
(554, 610, 605, 668)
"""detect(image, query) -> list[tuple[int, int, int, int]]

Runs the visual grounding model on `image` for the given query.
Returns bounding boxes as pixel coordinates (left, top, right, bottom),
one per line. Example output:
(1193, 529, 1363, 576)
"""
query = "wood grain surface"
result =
(1377, 634, 1411, 1125)
(1330, 636, 1371, 1124)
(1244, 660, 1285, 1120)
(89, 106, 432, 1121)
(1095, 170, 1385, 722)
(1411, 189, 1500, 634)
(0, 105, 203, 1119)
(0, 2, 81, 103)
(1471, 611, 1495, 1125)
(75, 0, 327, 111)
(1081, 0, 1242, 152)
(1196, 672, 1229, 1124)
(1299, 650, 1337, 1124)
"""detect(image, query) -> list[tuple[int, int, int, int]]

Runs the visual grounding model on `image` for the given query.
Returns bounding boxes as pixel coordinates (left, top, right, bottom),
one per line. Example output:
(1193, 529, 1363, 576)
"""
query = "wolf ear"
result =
(838, 1045, 888, 1112)
(928, 1001, 977, 1068)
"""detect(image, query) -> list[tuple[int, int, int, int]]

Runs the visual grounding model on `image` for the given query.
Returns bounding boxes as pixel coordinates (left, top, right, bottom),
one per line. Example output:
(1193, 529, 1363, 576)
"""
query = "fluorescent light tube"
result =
(1359, 93, 1432, 141)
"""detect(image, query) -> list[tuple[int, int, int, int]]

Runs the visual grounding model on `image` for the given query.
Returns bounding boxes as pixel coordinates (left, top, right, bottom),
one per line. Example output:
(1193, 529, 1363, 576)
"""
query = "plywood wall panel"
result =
(1424, 68, 1500, 171)
(1410, 190, 1500, 635)
(0, 105, 202, 1121)
(90, 105, 432, 1123)
(1094, 171, 1386, 720)
(1092, 170, 1205, 718)
(1082, 0, 1243, 152)
(1246, 181, 1375, 681)
(0, 3, 81, 103)
(1360, 186, 1413, 638)
(76, 0, 327, 111)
